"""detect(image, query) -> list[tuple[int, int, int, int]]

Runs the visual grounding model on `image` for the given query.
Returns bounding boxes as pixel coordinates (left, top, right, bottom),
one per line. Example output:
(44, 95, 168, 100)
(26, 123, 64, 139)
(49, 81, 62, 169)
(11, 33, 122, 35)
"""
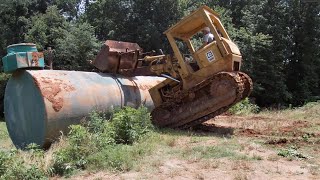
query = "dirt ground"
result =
(66, 113, 320, 180)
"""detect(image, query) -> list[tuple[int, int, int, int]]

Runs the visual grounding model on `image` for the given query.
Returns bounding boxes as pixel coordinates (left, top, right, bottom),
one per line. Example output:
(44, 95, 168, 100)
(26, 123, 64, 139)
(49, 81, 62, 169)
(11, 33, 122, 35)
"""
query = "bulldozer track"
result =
(151, 72, 253, 128)
(180, 72, 253, 129)
(238, 72, 253, 99)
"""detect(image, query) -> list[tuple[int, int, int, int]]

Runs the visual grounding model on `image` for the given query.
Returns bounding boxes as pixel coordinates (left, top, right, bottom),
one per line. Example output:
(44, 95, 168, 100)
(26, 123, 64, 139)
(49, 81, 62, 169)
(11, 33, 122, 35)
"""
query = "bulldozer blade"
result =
(93, 40, 142, 73)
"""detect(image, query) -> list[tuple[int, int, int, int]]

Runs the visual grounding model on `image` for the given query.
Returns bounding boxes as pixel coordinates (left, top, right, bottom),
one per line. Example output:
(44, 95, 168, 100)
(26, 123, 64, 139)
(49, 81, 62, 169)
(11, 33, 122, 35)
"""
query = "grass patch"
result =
(0, 146, 48, 180)
(0, 121, 13, 150)
(177, 141, 251, 161)
(228, 98, 260, 115)
(86, 133, 160, 171)
(0, 122, 8, 140)
(258, 101, 320, 121)
(278, 146, 310, 160)
(181, 145, 237, 159)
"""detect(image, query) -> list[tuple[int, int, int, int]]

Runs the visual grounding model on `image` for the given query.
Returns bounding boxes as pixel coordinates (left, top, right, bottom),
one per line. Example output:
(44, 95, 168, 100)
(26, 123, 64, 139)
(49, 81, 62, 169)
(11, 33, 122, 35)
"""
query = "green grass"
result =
(0, 122, 7, 139)
(278, 146, 310, 160)
(259, 101, 320, 121)
(0, 121, 13, 150)
(228, 98, 260, 115)
(86, 132, 165, 171)
(167, 137, 258, 162)
(180, 145, 243, 160)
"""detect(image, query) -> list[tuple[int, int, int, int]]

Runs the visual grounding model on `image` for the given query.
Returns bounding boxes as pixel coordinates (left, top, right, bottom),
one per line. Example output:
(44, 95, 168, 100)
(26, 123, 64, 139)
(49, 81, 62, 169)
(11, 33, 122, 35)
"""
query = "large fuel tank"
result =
(4, 70, 165, 148)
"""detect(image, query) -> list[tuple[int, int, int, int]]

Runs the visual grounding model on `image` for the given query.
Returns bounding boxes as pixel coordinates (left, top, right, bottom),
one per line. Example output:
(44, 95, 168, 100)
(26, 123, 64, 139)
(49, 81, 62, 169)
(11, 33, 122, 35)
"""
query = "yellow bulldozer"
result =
(93, 5, 253, 128)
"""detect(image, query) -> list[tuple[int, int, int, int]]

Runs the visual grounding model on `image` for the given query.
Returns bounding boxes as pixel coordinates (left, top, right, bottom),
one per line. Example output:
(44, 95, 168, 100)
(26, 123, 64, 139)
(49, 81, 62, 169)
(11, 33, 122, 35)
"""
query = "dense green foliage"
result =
(0, 0, 319, 107)
(0, 107, 156, 178)
(0, 73, 10, 118)
(0, 148, 47, 180)
(228, 98, 260, 115)
(52, 106, 154, 176)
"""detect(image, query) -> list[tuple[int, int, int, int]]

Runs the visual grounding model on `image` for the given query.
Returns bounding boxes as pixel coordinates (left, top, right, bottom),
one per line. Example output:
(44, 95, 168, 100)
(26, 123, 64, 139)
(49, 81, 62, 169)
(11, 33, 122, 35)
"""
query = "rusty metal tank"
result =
(4, 70, 165, 148)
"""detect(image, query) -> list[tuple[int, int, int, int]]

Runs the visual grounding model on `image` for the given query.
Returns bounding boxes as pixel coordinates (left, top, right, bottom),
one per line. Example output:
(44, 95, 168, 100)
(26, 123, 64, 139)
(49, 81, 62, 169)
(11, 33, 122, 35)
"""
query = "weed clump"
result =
(51, 125, 92, 176)
(51, 106, 154, 176)
(0, 148, 47, 180)
(228, 98, 260, 115)
(109, 106, 153, 144)
(278, 146, 310, 160)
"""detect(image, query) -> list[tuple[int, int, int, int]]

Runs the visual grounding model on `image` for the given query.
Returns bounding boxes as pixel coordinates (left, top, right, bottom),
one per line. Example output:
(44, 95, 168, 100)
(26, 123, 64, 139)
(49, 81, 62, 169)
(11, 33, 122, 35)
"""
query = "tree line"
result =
(0, 0, 319, 107)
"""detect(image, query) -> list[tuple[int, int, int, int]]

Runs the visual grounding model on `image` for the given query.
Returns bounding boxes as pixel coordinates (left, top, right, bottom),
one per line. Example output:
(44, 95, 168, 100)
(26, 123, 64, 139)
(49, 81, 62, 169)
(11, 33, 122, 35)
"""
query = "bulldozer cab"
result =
(164, 6, 242, 82)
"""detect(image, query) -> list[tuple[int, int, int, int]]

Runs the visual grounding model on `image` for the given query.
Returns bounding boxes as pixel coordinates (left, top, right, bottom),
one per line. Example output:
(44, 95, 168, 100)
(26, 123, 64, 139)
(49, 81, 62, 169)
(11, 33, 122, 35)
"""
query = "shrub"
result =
(51, 106, 154, 176)
(87, 145, 135, 171)
(51, 125, 92, 176)
(0, 150, 47, 180)
(87, 111, 115, 148)
(278, 146, 309, 159)
(86, 133, 159, 171)
(109, 106, 154, 144)
(0, 151, 9, 176)
(0, 73, 11, 119)
(228, 98, 260, 115)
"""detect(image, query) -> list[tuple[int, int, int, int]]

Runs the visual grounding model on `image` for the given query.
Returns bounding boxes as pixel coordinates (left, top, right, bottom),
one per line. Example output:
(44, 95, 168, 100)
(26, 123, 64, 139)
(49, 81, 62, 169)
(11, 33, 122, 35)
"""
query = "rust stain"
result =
(41, 85, 62, 112)
(54, 79, 63, 82)
(64, 85, 76, 92)
(34, 76, 75, 112)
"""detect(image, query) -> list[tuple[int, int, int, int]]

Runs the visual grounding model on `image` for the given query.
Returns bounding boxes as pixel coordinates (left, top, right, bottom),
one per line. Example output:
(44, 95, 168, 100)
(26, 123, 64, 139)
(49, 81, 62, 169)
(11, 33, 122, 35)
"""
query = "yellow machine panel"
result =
(196, 42, 223, 68)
